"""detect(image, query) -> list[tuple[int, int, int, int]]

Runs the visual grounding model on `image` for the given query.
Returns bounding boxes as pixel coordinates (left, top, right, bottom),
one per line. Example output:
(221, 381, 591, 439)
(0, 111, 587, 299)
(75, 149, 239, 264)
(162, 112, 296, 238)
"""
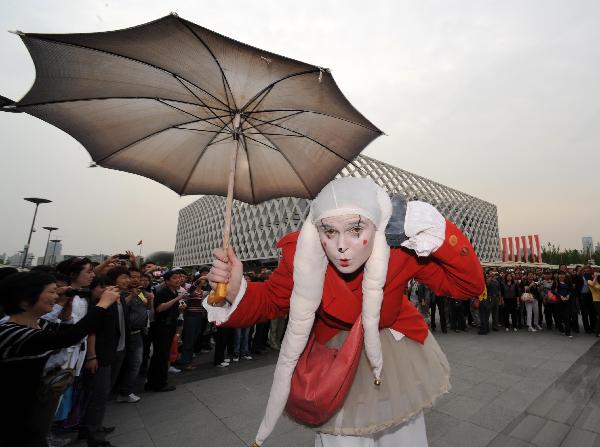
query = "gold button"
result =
(374, 379, 381, 386)
(449, 235, 458, 246)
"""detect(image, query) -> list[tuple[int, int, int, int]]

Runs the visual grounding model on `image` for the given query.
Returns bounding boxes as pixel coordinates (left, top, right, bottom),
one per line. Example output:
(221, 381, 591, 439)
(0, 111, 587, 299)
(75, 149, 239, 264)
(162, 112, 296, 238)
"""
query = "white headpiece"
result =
(254, 177, 393, 446)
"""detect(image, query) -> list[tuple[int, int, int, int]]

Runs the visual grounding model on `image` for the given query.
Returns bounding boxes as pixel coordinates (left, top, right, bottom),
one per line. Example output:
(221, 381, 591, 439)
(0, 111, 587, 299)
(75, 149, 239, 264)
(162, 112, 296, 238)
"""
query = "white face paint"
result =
(317, 214, 376, 274)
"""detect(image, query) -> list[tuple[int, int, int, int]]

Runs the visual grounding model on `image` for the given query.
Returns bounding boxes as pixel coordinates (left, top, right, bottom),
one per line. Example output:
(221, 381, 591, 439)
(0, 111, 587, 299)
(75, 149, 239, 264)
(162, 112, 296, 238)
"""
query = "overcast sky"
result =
(1, 0, 599, 260)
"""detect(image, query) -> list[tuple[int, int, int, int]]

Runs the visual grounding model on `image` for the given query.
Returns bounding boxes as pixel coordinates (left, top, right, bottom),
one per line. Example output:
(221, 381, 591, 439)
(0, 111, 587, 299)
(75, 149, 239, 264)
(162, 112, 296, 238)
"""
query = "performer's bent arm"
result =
(400, 201, 484, 299)
(414, 220, 485, 299)
(204, 241, 295, 327)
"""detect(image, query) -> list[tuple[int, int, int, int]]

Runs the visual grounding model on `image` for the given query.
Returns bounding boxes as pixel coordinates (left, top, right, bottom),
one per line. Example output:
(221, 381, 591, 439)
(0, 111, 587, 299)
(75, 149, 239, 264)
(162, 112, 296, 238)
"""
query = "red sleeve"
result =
(220, 233, 298, 328)
(413, 220, 485, 300)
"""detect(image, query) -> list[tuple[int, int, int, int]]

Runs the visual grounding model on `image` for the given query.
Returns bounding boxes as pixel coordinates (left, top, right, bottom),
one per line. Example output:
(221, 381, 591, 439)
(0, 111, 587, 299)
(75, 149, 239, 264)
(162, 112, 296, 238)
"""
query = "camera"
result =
(65, 288, 91, 299)
(117, 254, 129, 260)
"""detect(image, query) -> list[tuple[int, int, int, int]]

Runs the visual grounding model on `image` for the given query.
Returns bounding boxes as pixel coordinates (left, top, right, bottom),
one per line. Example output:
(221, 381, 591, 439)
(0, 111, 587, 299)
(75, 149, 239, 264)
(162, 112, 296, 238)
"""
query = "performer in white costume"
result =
(206, 177, 484, 446)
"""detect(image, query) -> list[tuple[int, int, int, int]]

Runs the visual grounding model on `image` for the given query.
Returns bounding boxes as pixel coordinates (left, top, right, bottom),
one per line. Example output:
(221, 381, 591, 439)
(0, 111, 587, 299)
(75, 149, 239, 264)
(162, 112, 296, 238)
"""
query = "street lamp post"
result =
(42, 226, 59, 265)
(21, 197, 52, 268)
(50, 239, 61, 266)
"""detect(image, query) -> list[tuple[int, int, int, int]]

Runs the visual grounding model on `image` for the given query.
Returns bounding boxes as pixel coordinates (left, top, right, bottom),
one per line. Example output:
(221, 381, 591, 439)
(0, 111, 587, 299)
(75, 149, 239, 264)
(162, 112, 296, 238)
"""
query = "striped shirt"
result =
(0, 306, 106, 446)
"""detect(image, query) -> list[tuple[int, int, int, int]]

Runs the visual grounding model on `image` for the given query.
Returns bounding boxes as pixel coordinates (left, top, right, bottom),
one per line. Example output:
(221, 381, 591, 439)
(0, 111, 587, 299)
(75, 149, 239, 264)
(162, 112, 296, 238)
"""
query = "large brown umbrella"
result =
(2, 14, 382, 299)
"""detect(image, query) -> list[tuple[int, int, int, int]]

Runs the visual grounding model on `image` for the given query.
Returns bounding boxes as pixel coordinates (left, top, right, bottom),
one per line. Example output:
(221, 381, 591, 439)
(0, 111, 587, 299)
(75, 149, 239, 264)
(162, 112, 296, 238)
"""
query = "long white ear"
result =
(254, 211, 328, 446)
(361, 188, 392, 381)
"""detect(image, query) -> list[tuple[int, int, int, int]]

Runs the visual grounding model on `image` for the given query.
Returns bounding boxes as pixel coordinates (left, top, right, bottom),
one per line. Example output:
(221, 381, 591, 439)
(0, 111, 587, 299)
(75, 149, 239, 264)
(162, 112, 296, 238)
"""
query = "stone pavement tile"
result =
(140, 400, 213, 427)
(560, 427, 598, 447)
(575, 404, 600, 434)
(456, 365, 490, 385)
(512, 376, 556, 396)
(545, 398, 587, 425)
(508, 414, 546, 442)
(502, 363, 538, 378)
(425, 409, 461, 442)
(107, 427, 155, 447)
(435, 420, 496, 447)
(494, 389, 540, 413)
(104, 412, 145, 438)
(462, 382, 505, 403)
(486, 433, 536, 447)
(448, 376, 479, 396)
(542, 359, 576, 374)
(466, 402, 521, 433)
(527, 386, 570, 418)
(530, 420, 570, 447)
(482, 371, 523, 389)
(262, 425, 314, 447)
(151, 418, 245, 447)
(436, 395, 486, 420)
(145, 405, 222, 438)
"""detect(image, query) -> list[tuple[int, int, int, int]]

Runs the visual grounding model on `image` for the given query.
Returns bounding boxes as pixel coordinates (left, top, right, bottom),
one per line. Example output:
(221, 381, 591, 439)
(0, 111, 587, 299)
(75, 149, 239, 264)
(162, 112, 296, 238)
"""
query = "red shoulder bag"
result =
(285, 315, 364, 426)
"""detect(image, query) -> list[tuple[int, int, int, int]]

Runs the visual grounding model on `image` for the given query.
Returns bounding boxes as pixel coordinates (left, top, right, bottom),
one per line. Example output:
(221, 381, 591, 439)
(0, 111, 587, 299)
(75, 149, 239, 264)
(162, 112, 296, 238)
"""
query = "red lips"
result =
(339, 259, 350, 267)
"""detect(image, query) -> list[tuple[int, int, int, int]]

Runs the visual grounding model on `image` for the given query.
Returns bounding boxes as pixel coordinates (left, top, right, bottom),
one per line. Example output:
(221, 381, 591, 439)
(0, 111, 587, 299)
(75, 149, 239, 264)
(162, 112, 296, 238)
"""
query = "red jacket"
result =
(223, 220, 484, 345)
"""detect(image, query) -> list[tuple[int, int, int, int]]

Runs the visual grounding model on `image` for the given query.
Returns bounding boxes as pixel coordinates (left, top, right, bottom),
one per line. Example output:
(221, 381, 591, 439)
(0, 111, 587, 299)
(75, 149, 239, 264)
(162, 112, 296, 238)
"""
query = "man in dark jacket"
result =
(145, 269, 186, 392)
(81, 274, 129, 447)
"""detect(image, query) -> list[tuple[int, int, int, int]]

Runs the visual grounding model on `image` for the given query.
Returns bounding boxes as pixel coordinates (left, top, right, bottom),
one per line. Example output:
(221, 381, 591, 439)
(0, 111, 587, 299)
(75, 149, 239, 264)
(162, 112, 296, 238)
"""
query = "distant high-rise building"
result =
(582, 237, 594, 256)
(595, 242, 600, 254)
(47, 241, 63, 265)
(8, 251, 35, 268)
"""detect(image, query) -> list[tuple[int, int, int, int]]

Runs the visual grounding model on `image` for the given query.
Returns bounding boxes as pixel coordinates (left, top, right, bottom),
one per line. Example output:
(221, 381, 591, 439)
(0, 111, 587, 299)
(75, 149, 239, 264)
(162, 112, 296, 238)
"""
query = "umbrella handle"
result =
(207, 283, 228, 305)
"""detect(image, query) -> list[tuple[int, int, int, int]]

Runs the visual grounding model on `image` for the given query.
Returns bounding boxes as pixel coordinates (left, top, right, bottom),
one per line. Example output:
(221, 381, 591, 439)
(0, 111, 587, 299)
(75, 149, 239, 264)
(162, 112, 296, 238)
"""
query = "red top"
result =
(223, 220, 485, 345)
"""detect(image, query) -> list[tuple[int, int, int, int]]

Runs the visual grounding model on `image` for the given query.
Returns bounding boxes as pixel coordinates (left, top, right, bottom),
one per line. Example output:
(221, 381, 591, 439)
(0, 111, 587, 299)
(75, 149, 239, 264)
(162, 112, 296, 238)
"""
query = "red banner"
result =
(528, 235, 534, 263)
(521, 236, 528, 262)
(501, 238, 508, 262)
(534, 234, 542, 263)
(515, 238, 521, 262)
(508, 237, 514, 261)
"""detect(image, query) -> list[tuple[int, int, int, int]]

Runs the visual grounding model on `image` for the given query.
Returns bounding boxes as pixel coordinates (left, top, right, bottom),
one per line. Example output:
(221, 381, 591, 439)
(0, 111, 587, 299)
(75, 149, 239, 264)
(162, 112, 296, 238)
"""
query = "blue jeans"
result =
(180, 314, 204, 366)
(234, 328, 250, 356)
(119, 332, 143, 396)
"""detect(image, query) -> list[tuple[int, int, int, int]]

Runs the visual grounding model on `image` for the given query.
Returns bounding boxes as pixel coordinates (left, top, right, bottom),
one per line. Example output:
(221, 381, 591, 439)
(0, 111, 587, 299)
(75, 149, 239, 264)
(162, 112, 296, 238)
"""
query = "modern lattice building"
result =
(173, 155, 500, 266)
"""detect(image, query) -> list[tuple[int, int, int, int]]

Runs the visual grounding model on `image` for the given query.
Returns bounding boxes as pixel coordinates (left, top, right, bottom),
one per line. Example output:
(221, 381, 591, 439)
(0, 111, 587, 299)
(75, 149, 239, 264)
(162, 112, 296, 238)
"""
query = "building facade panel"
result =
(173, 155, 500, 265)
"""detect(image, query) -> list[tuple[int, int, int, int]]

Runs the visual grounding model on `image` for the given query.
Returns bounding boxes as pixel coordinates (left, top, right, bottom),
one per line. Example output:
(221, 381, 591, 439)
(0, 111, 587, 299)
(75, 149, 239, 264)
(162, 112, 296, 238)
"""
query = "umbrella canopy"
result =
(3, 14, 382, 204)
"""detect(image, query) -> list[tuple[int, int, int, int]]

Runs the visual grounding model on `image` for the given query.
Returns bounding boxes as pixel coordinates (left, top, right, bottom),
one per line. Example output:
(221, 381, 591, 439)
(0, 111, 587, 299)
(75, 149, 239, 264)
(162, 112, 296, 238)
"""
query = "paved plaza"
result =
(73, 330, 600, 447)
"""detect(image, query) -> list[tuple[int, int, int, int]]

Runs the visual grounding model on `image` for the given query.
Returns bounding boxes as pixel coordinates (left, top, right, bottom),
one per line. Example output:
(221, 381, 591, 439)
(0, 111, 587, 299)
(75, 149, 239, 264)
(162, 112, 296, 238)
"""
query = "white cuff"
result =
(202, 278, 247, 325)
(401, 201, 446, 257)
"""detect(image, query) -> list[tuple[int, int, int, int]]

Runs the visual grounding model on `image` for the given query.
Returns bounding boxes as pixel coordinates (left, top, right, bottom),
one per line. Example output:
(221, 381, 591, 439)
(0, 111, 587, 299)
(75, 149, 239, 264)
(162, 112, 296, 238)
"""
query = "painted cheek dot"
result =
(363, 239, 368, 245)
(322, 241, 327, 248)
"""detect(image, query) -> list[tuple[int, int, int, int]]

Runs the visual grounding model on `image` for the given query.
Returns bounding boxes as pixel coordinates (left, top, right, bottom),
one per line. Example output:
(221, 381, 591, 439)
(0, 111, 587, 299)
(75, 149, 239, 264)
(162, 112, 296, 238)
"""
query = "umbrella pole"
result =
(209, 114, 241, 305)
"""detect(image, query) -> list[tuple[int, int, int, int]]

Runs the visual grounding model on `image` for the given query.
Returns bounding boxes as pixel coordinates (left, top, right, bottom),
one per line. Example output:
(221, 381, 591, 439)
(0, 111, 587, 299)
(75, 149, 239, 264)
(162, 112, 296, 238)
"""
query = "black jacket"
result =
(95, 297, 129, 367)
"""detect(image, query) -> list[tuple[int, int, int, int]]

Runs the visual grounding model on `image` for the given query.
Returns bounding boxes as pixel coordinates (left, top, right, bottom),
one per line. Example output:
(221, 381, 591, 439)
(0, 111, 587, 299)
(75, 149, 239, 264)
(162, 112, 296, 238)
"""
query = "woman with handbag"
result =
(205, 177, 484, 447)
(522, 272, 541, 332)
(0, 271, 120, 447)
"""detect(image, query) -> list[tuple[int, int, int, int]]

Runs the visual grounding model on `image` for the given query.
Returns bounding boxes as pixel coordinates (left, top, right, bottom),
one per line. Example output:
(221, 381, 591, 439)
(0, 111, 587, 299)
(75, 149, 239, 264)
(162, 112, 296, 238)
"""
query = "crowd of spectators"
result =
(1, 254, 599, 447)
(410, 264, 600, 338)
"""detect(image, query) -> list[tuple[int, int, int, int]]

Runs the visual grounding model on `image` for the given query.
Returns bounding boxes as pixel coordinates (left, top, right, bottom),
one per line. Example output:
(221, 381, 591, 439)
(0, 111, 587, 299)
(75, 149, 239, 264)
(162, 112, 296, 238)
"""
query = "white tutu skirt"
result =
(316, 330, 450, 436)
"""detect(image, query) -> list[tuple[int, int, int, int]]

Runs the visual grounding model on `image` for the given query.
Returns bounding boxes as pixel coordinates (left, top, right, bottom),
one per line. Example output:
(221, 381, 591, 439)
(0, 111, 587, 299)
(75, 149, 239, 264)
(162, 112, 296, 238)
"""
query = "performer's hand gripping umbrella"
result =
(1, 14, 382, 303)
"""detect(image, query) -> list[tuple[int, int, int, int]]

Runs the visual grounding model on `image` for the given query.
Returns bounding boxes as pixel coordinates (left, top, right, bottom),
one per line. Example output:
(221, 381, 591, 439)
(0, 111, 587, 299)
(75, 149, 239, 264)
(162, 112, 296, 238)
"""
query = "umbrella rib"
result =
(96, 117, 202, 163)
(176, 127, 232, 135)
(244, 115, 355, 166)
(243, 134, 314, 197)
(245, 108, 383, 134)
(178, 19, 238, 112)
(244, 110, 304, 129)
(157, 99, 230, 129)
(14, 96, 230, 112)
(24, 35, 231, 110)
(239, 135, 256, 204)
(179, 122, 231, 195)
(240, 69, 320, 112)
(239, 86, 274, 129)
(175, 76, 232, 131)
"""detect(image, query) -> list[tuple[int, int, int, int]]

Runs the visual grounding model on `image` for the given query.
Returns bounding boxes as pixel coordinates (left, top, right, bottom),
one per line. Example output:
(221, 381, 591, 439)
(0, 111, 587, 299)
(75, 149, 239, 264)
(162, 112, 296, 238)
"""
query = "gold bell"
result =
(250, 443, 260, 447)
(374, 379, 381, 386)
